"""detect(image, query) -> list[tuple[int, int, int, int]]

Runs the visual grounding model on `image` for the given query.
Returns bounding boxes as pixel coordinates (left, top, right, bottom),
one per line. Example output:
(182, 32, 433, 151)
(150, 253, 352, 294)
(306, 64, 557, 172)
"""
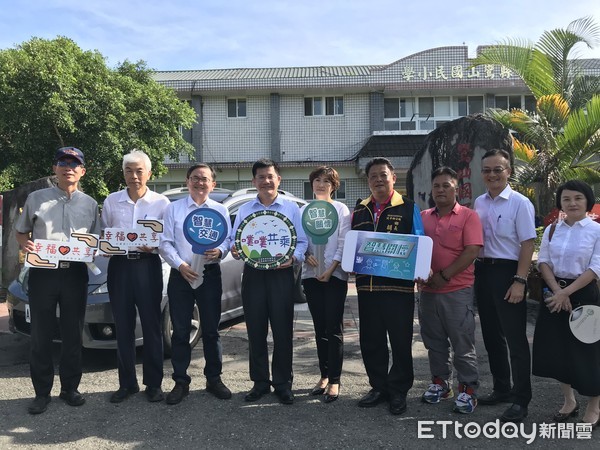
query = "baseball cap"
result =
(54, 147, 85, 165)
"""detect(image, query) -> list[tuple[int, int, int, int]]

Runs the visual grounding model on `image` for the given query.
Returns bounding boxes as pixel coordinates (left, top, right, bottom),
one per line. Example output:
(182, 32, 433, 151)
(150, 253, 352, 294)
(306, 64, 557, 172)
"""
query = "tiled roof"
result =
(153, 65, 382, 82)
(358, 135, 427, 157)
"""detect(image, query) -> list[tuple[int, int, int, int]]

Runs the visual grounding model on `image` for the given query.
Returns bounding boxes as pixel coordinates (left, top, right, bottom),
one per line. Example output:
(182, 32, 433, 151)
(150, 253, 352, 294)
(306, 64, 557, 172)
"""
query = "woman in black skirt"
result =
(533, 180, 600, 426)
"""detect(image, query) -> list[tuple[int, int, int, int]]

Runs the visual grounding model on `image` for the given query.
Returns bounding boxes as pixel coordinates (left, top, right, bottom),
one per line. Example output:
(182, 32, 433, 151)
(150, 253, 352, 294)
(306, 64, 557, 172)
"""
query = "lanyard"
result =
(372, 193, 393, 225)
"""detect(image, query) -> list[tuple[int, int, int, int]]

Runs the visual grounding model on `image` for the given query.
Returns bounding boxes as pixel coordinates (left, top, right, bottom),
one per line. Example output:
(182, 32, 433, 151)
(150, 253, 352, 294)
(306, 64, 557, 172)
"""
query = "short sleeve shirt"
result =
(538, 217, 600, 279)
(421, 203, 483, 293)
(474, 184, 536, 260)
(15, 186, 100, 240)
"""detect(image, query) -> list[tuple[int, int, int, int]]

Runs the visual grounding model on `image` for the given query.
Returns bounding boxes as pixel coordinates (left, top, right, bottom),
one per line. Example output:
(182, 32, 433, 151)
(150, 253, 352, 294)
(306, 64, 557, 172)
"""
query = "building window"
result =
(227, 98, 246, 117)
(495, 95, 522, 110)
(524, 95, 536, 112)
(455, 96, 484, 116)
(303, 180, 346, 200)
(304, 96, 343, 116)
(494, 95, 537, 113)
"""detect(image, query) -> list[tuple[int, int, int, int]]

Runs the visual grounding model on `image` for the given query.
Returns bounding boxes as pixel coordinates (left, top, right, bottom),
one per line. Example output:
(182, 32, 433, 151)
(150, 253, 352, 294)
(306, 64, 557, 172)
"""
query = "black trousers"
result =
(167, 265, 223, 384)
(358, 290, 415, 396)
(303, 276, 348, 384)
(242, 265, 294, 391)
(107, 254, 164, 389)
(28, 263, 88, 396)
(475, 260, 532, 406)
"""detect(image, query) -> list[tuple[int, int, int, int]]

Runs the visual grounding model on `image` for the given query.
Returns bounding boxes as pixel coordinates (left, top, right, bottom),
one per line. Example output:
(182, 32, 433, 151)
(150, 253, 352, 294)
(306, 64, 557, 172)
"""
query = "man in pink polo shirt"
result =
(418, 167, 483, 414)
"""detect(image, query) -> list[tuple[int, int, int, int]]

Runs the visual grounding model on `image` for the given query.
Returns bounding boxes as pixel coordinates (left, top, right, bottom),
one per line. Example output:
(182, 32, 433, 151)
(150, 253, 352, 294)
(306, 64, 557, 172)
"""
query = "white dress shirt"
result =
(538, 217, 600, 279)
(301, 200, 351, 281)
(160, 196, 231, 270)
(101, 188, 169, 252)
(101, 188, 169, 229)
(474, 184, 536, 260)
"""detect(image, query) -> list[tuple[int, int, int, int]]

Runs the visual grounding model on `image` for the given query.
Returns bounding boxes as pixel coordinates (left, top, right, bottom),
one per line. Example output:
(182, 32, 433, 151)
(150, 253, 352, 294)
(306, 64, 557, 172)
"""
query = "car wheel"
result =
(162, 302, 202, 357)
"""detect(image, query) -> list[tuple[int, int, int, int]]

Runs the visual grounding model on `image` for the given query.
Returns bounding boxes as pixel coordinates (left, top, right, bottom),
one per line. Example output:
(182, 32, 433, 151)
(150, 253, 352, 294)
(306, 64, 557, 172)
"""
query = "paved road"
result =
(0, 292, 595, 449)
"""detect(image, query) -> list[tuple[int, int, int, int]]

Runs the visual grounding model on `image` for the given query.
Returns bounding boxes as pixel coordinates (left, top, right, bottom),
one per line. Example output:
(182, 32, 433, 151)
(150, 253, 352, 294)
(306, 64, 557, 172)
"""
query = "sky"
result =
(1, 0, 600, 71)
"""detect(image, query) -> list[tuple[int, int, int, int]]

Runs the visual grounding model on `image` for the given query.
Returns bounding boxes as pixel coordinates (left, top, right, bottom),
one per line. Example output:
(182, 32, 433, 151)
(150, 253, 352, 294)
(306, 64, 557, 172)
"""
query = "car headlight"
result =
(89, 283, 109, 295)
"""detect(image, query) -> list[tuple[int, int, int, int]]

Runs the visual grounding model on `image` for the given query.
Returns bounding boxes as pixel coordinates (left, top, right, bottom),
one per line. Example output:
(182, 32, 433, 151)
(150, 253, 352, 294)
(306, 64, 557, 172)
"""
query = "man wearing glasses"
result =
(15, 147, 100, 414)
(159, 163, 232, 404)
(474, 149, 536, 423)
(101, 150, 170, 404)
(351, 157, 424, 416)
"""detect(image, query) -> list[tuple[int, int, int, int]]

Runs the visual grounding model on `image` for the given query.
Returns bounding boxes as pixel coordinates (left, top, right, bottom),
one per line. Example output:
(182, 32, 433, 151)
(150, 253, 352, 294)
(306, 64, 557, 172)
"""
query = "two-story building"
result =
(151, 45, 600, 207)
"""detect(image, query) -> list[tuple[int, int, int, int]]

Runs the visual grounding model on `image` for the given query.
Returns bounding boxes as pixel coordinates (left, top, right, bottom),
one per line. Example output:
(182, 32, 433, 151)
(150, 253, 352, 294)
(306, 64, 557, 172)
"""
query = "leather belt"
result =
(123, 252, 155, 260)
(476, 257, 516, 265)
(58, 261, 85, 269)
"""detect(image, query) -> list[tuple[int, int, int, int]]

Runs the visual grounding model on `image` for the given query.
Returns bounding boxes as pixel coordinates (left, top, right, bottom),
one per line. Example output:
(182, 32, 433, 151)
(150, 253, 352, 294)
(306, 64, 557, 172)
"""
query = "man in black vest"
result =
(352, 157, 424, 415)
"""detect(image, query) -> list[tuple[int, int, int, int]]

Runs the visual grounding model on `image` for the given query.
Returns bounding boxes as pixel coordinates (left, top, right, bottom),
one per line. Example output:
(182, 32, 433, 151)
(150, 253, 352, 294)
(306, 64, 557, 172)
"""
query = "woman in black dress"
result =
(533, 180, 600, 426)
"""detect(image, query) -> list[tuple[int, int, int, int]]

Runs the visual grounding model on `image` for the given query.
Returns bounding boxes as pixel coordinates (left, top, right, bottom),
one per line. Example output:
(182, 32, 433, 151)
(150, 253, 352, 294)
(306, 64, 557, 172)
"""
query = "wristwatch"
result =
(512, 275, 527, 285)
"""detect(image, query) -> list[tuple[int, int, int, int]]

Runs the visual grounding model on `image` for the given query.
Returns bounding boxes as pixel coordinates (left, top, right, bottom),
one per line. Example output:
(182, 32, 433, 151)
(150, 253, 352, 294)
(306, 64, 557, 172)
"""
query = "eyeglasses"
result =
(188, 176, 211, 184)
(481, 167, 507, 175)
(56, 160, 82, 168)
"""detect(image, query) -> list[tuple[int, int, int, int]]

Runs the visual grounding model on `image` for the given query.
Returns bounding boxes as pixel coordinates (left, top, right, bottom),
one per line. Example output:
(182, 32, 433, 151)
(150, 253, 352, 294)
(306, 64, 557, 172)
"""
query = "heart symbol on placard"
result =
(126, 233, 138, 242)
(58, 246, 70, 255)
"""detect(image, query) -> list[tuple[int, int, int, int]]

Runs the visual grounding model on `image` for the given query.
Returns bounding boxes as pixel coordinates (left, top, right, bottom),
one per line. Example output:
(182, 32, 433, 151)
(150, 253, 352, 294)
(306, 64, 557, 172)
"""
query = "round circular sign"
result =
(183, 208, 228, 254)
(234, 210, 297, 270)
(301, 200, 339, 245)
(569, 305, 600, 344)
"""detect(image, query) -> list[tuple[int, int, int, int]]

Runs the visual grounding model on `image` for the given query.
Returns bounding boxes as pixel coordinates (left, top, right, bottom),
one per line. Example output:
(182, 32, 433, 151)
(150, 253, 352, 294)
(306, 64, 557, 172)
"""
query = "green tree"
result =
(471, 17, 600, 215)
(0, 36, 196, 199)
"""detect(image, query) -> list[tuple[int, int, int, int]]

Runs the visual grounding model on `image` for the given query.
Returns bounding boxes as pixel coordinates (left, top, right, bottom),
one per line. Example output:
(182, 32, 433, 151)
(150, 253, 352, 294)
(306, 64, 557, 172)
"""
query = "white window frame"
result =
(304, 96, 344, 116)
(227, 98, 247, 118)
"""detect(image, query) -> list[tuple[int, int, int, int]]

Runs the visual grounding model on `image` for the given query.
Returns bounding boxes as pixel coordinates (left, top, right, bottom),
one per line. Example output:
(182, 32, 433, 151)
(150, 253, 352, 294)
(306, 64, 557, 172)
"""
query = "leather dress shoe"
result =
(244, 385, 271, 402)
(389, 395, 407, 415)
(166, 383, 190, 405)
(28, 395, 51, 414)
(553, 401, 579, 422)
(478, 391, 512, 405)
(324, 393, 338, 403)
(323, 385, 340, 403)
(310, 386, 326, 396)
(500, 404, 528, 423)
(358, 389, 387, 408)
(274, 389, 295, 405)
(59, 390, 85, 407)
(145, 387, 164, 402)
(110, 386, 140, 403)
(206, 378, 232, 400)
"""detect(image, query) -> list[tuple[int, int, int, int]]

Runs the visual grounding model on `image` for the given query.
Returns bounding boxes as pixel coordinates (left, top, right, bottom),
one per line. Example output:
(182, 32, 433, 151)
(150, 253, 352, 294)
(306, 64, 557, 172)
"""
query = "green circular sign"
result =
(302, 200, 339, 245)
(234, 210, 297, 270)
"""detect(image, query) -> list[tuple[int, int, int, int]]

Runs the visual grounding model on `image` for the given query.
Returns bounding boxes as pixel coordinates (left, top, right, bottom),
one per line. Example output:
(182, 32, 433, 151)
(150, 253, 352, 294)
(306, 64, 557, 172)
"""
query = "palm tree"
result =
(471, 17, 600, 215)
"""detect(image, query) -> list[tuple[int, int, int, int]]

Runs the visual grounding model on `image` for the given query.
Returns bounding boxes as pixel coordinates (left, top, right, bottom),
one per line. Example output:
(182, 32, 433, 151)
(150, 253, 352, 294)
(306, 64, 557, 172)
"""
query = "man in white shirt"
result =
(230, 159, 308, 405)
(160, 163, 232, 404)
(102, 150, 170, 403)
(474, 149, 536, 423)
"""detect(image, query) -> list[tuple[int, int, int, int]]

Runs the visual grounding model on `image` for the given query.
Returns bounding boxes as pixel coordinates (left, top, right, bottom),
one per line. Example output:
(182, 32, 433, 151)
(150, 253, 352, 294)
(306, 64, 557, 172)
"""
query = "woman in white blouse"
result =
(533, 180, 600, 427)
(301, 166, 351, 403)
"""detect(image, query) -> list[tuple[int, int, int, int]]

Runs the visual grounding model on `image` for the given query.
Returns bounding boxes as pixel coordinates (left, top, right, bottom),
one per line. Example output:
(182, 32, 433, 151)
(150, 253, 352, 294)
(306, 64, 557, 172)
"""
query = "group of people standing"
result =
(15, 147, 600, 428)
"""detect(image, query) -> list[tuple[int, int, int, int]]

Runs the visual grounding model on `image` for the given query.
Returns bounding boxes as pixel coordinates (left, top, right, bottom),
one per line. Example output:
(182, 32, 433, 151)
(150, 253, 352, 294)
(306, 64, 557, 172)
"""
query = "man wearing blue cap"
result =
(16, 147, 100, 414)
